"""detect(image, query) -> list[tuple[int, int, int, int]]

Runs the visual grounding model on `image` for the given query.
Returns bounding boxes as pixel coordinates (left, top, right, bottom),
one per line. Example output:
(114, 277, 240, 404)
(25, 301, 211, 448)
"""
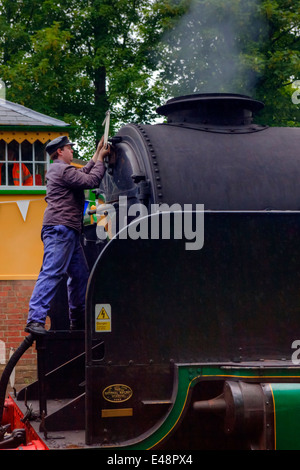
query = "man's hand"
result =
(98, 143, 110, 162)
(92, 136, 105, 163)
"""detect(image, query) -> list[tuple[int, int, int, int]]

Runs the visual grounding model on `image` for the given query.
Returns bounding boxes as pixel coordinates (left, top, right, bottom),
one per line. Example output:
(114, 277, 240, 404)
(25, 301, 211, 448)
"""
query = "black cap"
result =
(46, 136, 75, 155)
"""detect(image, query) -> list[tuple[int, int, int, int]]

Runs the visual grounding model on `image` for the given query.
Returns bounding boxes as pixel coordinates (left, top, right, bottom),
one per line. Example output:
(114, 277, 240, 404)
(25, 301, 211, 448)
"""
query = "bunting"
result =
(16, 200, 30, 221)
(0, 198, 44, 222)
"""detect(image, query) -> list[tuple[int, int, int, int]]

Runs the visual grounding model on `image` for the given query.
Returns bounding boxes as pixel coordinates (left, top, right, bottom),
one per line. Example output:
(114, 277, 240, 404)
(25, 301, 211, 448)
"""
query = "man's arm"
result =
(63, 142, 110, 189)
(81, 136, 109, 174)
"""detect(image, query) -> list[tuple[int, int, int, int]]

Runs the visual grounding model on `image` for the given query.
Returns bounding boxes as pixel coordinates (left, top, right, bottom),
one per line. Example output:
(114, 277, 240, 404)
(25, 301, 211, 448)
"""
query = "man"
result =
(25, 135, 110, 335)
(0, 149, 33, 185)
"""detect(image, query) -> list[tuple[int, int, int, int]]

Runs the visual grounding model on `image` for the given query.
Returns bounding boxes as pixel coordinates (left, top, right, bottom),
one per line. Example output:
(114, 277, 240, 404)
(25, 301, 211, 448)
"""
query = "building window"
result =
(0, 139, 49, 188)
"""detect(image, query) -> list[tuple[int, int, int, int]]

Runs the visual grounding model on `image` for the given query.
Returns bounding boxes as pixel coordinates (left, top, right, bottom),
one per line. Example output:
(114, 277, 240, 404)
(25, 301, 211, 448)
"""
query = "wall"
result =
(0, 195, 46, 280)
(0, 280, 40, 390)
(0, 196, 46, 390)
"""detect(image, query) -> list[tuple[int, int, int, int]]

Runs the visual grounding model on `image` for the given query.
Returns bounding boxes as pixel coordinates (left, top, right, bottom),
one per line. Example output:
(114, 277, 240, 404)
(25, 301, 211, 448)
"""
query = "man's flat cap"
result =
(46, 136, 75, 155)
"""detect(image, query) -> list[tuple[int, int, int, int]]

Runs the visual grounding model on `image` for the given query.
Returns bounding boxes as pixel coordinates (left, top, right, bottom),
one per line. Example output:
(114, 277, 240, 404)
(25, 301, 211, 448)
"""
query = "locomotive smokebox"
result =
(99, 92, 300, 212)
(156, 93, 264, 126)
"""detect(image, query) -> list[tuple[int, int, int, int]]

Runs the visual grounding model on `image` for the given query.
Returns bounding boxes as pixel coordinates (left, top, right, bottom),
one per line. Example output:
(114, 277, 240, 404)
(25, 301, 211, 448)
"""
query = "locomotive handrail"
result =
(162, 121, 269, 134)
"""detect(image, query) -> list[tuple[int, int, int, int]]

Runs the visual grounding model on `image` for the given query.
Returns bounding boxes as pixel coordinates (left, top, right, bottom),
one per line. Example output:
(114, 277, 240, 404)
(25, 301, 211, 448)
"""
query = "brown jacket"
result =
(43, 159, 105, 232)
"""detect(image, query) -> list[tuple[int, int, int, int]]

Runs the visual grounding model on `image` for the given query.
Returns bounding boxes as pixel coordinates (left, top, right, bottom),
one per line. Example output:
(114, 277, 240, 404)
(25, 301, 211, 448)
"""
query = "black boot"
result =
(24, 322, 47, 335)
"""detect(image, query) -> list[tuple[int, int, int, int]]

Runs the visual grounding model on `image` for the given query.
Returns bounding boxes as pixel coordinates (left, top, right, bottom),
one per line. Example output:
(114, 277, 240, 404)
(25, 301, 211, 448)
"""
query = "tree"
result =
(0, 0, 189, 157)
(1, 0, 298, 154)
(155, 0, 300, 126)
(254, 0, 300, 125)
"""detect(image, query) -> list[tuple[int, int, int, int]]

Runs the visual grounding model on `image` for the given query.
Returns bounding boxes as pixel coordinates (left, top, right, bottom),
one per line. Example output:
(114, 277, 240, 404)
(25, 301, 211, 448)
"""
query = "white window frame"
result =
(0, 140, 49, 190)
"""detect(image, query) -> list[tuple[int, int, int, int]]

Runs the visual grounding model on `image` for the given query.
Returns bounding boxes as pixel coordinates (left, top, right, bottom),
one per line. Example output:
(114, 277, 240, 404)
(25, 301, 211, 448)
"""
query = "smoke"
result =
(160, 0, 267, 96)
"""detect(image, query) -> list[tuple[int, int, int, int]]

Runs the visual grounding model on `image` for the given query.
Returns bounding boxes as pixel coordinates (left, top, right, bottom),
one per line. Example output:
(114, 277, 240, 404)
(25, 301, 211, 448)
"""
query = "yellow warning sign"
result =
(96, 321, 110, 332)
(95, 304, 111, 332)
(97, 307, 109, 320)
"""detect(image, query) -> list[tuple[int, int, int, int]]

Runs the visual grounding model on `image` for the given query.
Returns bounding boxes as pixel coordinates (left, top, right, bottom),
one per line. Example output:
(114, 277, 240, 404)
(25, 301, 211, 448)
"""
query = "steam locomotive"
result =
(1, 93, 300, 450)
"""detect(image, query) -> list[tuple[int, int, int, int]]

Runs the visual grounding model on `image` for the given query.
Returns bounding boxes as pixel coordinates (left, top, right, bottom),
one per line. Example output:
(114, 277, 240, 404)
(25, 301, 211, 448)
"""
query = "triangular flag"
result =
(16, 200, 30, 221)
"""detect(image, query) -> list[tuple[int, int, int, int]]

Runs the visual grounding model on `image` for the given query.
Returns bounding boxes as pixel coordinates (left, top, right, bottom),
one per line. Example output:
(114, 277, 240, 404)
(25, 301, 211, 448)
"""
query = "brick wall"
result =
(0, 280, 38, 391)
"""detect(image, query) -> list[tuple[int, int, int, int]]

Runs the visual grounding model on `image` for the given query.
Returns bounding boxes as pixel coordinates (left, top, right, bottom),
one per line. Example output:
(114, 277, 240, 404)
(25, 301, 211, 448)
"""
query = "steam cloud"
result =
(160, 0, 267, 96)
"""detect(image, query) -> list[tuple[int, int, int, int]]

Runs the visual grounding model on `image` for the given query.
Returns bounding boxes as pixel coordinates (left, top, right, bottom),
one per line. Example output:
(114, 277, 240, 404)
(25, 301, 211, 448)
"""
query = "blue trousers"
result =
(27, 225, 89, 326)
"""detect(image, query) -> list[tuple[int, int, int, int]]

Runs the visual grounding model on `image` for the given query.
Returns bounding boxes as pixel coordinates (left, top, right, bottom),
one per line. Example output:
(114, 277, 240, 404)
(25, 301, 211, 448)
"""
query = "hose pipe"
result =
(0, 334, 34, 423)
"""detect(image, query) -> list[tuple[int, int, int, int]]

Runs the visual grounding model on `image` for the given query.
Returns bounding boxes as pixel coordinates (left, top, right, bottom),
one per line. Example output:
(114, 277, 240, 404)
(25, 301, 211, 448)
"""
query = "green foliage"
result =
(254, 0, 300, 125)
(0, 0, 299, 159)
(156, 0, 300, 126)
(0, 0, 188, 156)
